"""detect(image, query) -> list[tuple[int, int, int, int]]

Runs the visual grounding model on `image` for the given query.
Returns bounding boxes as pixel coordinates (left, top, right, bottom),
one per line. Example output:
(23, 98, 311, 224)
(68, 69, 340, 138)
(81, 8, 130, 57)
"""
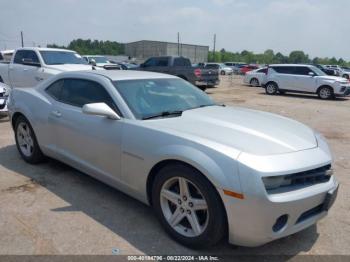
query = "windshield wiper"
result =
(142, 110, 183, 120)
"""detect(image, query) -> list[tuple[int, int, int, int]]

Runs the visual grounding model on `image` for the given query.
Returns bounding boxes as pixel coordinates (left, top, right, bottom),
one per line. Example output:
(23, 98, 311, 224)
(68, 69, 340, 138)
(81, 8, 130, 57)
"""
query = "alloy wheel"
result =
(160, 177, 209, 237)
(16, 122, 34, 157)
(319, 87, 331, 99)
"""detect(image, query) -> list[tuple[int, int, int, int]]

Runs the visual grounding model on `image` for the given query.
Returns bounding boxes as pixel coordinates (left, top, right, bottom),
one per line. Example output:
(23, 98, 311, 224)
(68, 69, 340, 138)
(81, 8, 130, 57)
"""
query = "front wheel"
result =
(152, 164, 226, 248)
(15, 116, 45, 164)
(220, 71, 226, 75)
(318, 86, 334, 100)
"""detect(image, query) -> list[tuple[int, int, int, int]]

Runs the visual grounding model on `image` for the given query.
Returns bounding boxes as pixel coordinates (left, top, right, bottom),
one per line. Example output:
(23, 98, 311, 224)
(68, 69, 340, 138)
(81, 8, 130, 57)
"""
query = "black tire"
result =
(317, 86, 334, 100)
(250, 78, 259, 87)
(265, 82, 278, 95)
(220, 71, 226, 75)
(14, 115, 45, 164)
(198, 86, 207, 91)
(152, 163, 227, 249)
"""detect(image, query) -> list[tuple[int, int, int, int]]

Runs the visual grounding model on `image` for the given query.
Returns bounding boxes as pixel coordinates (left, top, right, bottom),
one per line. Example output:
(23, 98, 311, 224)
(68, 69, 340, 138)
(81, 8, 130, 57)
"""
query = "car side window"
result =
(13, 50, 40, 64)
(144, 58, 156, 67)
(155, 57, 169, 67)
(13, 50, 25, 64)
(294, 67, 312, 75)
(174, 58, 191, 67)
(272, 66, 295, 74)
(45, 80, 64, 100)
(60, 79, 118, 113)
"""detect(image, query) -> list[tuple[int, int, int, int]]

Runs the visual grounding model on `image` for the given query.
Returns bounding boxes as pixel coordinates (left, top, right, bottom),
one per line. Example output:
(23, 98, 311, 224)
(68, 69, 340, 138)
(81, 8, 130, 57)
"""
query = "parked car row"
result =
(244, 64, 350, 100)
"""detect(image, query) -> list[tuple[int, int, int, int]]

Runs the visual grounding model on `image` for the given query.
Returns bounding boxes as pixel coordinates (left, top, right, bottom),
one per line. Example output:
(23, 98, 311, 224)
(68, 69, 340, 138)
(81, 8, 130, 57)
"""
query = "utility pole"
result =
(213, 34, 216, 62)
(177, 32, 180, 56)
(20, 31, 24, 47)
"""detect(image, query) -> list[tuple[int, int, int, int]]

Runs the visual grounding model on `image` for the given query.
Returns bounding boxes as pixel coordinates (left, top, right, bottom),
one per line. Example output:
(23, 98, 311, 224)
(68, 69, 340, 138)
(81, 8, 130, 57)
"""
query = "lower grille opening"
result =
(296, 204, 323, 224)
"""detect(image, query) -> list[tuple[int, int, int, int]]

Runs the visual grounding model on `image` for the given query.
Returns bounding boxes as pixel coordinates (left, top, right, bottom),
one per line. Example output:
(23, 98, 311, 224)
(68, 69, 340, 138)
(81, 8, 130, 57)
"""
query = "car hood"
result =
(45, 64, 94, 72)
(149, 106, 317, 156)
(316, 75, 347, 82)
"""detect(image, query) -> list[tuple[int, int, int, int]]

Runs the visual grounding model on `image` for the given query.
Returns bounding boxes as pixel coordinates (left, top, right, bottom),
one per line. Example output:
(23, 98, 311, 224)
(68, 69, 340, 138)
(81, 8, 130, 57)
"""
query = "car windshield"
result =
(40, 51, 88, 65)
(310, 66, 327, 76)
(113, 78, 215, 120)
(90, 56, 109, 63)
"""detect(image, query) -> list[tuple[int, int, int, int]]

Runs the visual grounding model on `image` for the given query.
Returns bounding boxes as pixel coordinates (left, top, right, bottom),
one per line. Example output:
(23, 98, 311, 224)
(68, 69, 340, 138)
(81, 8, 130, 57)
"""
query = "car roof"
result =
(269, 64, 314, 67)
(66, 70, 179, 81)
(16, 47, 76, 52)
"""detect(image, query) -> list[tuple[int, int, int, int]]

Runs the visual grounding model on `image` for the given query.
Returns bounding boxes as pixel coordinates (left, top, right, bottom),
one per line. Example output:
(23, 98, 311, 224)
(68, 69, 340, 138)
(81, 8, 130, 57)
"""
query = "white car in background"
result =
(83, 55, 121, 70)
(0, 82, 9, 118)
(264, 64, 350, 99)
(204, 63, 233, 75)
(243, 67, 268, 87)
(0, 47, 97, 88)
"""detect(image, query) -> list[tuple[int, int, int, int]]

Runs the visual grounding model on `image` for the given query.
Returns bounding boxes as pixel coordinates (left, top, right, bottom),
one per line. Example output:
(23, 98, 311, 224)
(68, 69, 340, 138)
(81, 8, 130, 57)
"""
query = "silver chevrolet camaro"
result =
(7, 70, 338, 248)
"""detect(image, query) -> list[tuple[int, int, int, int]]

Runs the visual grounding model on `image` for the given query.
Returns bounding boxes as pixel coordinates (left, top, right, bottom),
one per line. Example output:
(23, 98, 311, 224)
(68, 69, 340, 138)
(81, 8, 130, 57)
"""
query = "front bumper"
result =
(335, 85, 350, 96)
(195, 79, 220, 86)
(221, 146, 338, 247)
(0, 96, 8, 117)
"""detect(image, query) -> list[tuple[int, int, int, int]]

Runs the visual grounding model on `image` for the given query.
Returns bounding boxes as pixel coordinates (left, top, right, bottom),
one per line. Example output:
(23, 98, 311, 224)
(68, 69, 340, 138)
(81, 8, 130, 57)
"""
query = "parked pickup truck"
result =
(0, 47, 97, 88)
(137, 56, 219, 90)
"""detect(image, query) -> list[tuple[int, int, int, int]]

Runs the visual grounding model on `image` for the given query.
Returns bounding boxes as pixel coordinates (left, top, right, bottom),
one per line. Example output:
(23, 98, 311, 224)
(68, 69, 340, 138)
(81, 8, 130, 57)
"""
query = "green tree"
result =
(288, 51, 310, 64)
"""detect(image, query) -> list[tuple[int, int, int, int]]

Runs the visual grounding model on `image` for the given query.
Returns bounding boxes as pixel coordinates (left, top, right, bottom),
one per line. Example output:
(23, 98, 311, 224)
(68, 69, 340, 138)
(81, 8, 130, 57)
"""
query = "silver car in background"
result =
(7, 70, 338, 248)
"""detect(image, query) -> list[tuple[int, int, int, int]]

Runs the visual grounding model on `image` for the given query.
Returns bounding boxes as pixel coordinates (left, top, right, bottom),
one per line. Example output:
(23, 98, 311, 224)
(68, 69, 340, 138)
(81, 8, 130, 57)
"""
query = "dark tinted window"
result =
(174, 58, 191, 67)
(60, 79, 116, 111)
(257, 68, 267, 73)
(294, 67, 313, 75)
(272, 66, 295, 74)
(13, 50, 39, 64)
(144, 58, 157, 67)
(205, 64, 219, 69)
(154, 57, 168, 67)
(45, 80, 64, 100)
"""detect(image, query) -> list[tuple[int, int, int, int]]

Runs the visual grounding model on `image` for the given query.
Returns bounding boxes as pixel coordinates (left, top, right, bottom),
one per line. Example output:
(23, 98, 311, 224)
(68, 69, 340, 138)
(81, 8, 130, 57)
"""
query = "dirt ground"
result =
(0, 76, 349, 256)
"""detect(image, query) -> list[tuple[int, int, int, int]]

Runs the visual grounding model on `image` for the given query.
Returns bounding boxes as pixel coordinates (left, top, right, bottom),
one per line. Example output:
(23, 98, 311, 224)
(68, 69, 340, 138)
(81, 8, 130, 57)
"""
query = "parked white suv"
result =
(264, 64, 350, 99)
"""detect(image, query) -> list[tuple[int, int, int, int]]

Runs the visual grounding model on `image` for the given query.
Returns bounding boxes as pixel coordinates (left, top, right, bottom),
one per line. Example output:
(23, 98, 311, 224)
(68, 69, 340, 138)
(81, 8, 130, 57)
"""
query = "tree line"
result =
(208, 49, 350, 66)
(47, 39, 124, 55)
(47, 39, 349, 66)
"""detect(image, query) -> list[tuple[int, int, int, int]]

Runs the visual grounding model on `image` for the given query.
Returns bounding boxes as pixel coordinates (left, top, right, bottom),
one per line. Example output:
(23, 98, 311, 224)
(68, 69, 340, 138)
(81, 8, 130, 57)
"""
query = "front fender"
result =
(152, 144, 242, 194)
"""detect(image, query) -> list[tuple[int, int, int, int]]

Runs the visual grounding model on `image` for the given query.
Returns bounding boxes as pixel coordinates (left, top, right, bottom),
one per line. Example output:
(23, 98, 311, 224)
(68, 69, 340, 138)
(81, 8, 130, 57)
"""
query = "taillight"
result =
(194, 68, 201, 78)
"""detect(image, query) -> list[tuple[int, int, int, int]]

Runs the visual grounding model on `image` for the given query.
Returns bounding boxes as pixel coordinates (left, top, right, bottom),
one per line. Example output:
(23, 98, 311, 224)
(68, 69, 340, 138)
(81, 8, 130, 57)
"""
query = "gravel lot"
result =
(0, 76, 349, 255)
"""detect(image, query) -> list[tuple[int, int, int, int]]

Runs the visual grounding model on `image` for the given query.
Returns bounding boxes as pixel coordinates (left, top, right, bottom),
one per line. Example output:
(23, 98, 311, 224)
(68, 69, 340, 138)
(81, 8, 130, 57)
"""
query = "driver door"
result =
(49, 78, 124, 182)
(9, 50, 42, 87)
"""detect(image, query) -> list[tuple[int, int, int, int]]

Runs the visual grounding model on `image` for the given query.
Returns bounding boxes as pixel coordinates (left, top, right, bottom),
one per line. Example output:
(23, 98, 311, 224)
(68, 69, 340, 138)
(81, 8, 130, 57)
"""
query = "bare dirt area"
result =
(0, 76, 349, 256)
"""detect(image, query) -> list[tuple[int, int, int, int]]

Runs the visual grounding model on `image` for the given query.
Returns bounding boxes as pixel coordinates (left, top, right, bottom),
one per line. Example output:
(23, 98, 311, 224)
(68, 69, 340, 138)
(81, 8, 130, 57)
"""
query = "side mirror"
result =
(89, 59, 97, 66)
(82, 103, 120, 120)
(22, 58, 41, 67)
(308, 72, 315, 77)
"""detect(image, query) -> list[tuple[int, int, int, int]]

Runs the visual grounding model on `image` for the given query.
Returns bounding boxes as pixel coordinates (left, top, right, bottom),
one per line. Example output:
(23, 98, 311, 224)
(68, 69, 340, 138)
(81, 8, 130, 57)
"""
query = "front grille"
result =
(284, 164, 332, 187)
(266, 165, 332, 194)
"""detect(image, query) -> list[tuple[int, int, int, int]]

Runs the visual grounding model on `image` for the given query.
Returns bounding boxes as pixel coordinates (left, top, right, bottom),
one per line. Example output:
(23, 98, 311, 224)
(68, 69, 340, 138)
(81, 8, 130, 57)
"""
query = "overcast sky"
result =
(1, 0, 350, 59)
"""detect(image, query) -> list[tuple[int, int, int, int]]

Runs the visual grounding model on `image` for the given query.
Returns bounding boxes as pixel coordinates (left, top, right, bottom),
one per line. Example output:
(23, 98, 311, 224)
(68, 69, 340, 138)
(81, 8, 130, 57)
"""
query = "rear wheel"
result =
(152, 163, 226, 248)
(318, 86, 334, 100)
(15, 116, 45, 164)
(250, 78, 259, 87)
(265, 82, 278, 95)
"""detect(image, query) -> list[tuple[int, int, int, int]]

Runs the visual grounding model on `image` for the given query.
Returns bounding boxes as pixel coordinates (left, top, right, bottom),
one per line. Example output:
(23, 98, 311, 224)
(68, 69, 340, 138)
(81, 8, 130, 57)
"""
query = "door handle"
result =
(51, 110, 62, 118)
(35, 76, 44, 81)
(23, 68, 28, 71)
